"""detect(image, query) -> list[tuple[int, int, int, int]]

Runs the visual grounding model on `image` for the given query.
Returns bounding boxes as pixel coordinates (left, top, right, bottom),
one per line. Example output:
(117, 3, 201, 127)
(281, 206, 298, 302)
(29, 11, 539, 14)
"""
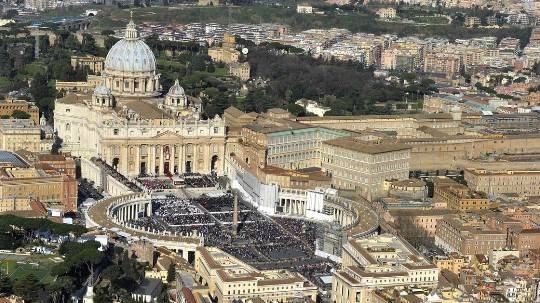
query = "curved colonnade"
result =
(324, 195, 379, 238)
(86, 193, 201, 260)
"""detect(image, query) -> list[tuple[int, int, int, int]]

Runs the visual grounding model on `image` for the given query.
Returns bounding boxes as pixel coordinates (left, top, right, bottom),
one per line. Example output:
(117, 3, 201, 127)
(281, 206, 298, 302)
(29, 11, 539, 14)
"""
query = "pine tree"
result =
(0, 272, 12, 294)
(167, 264, 176, 283)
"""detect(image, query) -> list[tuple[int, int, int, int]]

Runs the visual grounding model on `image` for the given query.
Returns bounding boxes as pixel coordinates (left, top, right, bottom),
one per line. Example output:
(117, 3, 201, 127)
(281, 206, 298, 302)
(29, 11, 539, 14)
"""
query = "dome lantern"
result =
(124, 11, 139, 40)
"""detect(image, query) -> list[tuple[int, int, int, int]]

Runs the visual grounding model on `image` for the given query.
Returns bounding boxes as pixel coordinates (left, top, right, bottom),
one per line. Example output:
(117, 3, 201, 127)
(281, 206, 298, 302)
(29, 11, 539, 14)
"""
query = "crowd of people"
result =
(78, 179, 103, 202)
(184, 173, 218, 188)
(273, 217, 319, 250)
(153, 196, 213, 226)
(136, 178, 174, 190)
(126, 193, 336, 282)
(91, 157, 142, 192)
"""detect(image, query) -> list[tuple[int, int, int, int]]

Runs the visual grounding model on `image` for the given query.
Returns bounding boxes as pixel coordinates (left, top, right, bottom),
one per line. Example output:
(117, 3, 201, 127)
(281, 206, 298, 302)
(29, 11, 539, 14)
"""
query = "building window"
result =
(113, 129, 119, 135)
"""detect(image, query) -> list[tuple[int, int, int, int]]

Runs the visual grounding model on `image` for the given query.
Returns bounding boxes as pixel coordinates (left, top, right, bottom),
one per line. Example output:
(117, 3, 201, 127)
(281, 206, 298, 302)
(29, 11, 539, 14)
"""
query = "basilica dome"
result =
(104, 18, 156, 74)
(101, 14, 161, 98)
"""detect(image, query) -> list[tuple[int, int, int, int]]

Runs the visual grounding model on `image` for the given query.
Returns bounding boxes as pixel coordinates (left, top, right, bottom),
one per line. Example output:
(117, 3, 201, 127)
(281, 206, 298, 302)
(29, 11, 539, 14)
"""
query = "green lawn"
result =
(213, 67, 229, 77)
(24, 61, 47, 75)
(157, 58, 185, 69)
(409, 16, 449, 24)
(0, 77, 12, 88)
(0, 253, 59, 283)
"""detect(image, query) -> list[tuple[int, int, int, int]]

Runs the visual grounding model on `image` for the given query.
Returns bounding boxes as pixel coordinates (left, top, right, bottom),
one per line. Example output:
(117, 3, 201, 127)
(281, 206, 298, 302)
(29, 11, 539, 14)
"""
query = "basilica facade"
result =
(54, 18, 226, 177)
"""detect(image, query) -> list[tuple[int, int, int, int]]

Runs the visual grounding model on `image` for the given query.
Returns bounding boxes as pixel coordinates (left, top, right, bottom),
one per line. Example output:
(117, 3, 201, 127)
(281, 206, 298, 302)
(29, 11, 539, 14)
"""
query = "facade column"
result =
(193, 143, 198, 173)
(121, 145, 128, 175)
(150, 145, 156, 176)
(180, 144, 186, 173)
(159, 145, 165, 175)
(182, 249, 188, 261)
(135, 145, 140, 176)
(287, 199, 291, 214)
(147, 201, 152, 216)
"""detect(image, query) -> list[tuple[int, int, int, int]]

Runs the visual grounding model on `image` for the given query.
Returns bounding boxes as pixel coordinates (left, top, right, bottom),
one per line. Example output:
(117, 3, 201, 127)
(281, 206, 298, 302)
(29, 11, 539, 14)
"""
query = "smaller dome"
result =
(94, 83, 112, 96)
(167, 79, 185, 97)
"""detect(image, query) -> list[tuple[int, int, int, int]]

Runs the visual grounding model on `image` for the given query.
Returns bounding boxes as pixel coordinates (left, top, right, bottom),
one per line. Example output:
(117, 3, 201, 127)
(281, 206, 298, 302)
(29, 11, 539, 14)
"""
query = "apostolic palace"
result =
(54, 17, 226, 178)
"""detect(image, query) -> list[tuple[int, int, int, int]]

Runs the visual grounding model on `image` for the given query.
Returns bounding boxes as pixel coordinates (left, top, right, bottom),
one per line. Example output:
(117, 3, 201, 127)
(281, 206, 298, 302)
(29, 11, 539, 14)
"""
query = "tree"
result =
(65, 34, 80, 51)
(29, 73, 55, 118)
(105, 36, 120, 50)
(101, 265, 123, 282)
(167, 264, 176, 283)
(3, 9, 18, 19)
(0, 46, 11, 77)
(11, 110, 31, 119)
(101, 29, 115, 36)
(0, 272, 12, 294)
(81, 33, 99, 55)
(13, 274, 40, 302)
(71, 245, 104, 277)
(47, 276, 74, 303)
(207, 62, 216, 73)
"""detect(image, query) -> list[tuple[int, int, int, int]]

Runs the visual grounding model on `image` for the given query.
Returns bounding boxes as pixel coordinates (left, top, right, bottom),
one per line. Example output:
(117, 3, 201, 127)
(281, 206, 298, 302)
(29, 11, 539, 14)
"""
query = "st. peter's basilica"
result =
(54, 16, 226, 177)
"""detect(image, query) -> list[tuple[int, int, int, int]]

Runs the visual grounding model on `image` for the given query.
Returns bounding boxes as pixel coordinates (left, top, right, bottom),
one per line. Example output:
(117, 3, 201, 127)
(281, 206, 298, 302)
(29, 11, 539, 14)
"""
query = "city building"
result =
(198, 0, 222, 5)
(385, 178, 427, 200)
(433, 254, 469, 275)
(295, 99, 331, 117)
(423, 52, 461, 78)
(0, 150, 77, 212)
(464, 168, 540, 197)
(195, 247, 317, 303)
(435, 214, 507, 255)
(16, 151, 77, 179)
(0, 119, 41, 152)
(516, 229, 540, 254)
(321, 137, 410, 200)
(238, 111, 350, 170)
(433, 178, 493, 211)
(70, 55, 105, 74)
(296, 4, 313, 14)
(0, 97, 40, 125)
(228, 62, 250, 81)
(54, 18, 227, 178)
(208, 33, 240, 64)
(376, 8, 396, 19)
(332, 234, 438, 303)
(464, 16, 481, 27)
(385, 209, 458, 243)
